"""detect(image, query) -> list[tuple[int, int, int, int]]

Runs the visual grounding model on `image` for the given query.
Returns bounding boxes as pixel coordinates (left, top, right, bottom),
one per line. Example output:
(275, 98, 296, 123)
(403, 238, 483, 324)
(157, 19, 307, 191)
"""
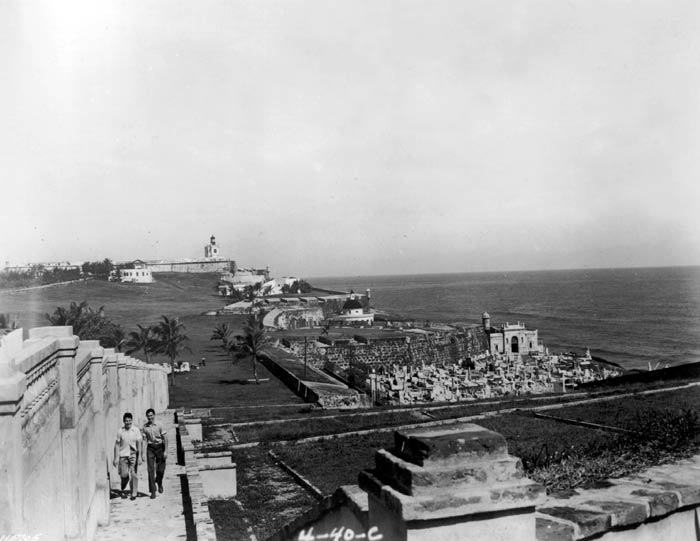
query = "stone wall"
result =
(259, 352, 366, 408)
(285, 326, 489, 370)
(0, 327, 168, 541)
(147, 260, 235, 273)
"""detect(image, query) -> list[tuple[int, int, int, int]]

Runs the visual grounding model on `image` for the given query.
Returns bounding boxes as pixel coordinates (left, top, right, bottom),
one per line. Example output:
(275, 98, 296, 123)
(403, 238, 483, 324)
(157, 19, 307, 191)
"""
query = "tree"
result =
(152, 316, 190, 385)
(281, 279, 313, 294)
(211, 322, 234, 360)
(46, 301, 123, 348)
(125, 324, 158, 362)
(0, 313, 17, 329)
(81, 258, 114, 280)
(234, 313, 271, 384)
(112, 326, 126, 351)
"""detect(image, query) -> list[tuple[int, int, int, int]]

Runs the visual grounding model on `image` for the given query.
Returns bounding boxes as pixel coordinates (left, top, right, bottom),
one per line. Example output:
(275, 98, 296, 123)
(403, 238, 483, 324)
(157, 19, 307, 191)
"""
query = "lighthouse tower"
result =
(204, 235, 220, 259)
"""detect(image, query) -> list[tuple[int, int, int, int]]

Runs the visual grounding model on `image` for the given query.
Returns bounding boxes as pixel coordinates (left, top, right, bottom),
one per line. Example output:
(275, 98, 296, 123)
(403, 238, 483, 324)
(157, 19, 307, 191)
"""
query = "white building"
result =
(329, 297, 374, 326)
(120, 268, 153, 283)
(482, 312, 544, 361)
(204, 235, 221, 259)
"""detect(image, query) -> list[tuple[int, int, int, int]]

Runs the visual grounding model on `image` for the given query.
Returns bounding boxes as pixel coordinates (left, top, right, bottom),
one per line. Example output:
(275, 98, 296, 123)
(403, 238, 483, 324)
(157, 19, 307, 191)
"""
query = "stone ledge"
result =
(535, 457, 700, 540)
(13, 337, 61, 375)
(360, 468, 544, 521)
(176, 411, 220, 537)
(393, 423, 509, 466)
(374, 447, 524, 496)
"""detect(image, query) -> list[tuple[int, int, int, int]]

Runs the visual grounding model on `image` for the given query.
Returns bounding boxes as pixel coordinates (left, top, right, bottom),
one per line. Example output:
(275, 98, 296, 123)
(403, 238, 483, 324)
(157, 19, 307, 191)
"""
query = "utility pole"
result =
(304, 336, 308, 378)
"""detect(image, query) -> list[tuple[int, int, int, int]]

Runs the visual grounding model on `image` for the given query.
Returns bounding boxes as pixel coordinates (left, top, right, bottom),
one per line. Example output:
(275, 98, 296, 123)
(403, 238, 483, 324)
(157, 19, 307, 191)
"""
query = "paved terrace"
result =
(96, 410, 192, 541)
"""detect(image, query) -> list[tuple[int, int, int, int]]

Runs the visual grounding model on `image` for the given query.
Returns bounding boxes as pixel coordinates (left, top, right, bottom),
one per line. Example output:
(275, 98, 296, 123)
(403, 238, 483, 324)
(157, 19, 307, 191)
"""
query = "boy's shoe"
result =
(130, 495, 136, 501)
(158, 483, 163, 493)
(150, 493, 156, 499)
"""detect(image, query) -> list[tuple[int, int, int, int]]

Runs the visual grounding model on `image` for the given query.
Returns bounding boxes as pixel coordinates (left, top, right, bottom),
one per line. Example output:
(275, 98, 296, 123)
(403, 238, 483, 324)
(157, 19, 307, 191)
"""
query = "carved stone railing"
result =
(0, 327, 168, 541)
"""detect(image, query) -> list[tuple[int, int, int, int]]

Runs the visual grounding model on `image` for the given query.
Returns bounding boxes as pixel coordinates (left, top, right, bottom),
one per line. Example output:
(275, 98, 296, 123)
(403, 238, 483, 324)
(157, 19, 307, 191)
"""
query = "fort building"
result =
(143, 234, 236, 274)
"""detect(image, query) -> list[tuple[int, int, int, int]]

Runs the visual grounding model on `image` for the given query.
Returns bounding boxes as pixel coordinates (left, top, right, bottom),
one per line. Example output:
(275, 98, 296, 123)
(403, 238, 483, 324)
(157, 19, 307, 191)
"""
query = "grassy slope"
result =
(0, 273, 303, 408)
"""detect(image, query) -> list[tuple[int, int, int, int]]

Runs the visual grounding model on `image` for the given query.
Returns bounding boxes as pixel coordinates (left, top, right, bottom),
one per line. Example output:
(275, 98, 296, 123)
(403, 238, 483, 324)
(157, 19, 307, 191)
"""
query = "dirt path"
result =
(95, 410, 190, 541)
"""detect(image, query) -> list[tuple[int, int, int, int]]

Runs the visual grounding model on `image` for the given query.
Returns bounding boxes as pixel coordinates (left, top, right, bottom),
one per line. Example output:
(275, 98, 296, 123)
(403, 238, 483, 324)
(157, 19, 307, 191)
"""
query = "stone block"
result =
(535, 505, 611, 539)
(374, 448, 524, 496)
(28, 326, 74, 339)
(627, 467, 700, 507)
(361, 422, 545, 540)
(195, 451, 232, 468)
(0, 328, 24, 357)
(0, 371, 26, 409)
(536, 514, 577, 541)
(185, 418, 203, 442)
(393, 424, 509, 467)
(581, 499, 648, 527)
(200, 463, 237, 498)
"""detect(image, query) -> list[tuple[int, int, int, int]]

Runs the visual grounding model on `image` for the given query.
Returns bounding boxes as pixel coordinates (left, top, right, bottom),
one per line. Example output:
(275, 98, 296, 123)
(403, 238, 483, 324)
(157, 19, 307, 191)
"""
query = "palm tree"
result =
(235, 313, 271, 384)
(153, 316, 191, 385)
(125, 324, 157, 362)
(46, 301, 122, 347)
(211, 322, 234, 360)
(211, 322, 232, 348)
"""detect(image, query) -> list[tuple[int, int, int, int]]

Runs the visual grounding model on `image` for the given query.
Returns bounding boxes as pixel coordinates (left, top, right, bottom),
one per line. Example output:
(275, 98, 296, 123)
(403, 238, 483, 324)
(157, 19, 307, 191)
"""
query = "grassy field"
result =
(0, 272, 223, 328)
(0, 273, 304, 408)
(271, 432, 395, 495)
(553, 386, 700, 429)
(257, 415, 614, 497)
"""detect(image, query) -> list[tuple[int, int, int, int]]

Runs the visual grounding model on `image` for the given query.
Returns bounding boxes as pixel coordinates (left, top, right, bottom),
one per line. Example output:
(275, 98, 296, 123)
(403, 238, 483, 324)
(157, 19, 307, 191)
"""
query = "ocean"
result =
(310, 266, 700, 372)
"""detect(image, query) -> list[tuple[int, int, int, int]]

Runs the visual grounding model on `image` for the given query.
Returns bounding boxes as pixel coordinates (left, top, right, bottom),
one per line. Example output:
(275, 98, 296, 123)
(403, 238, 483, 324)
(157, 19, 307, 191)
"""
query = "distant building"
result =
(204, 235, 220, 259)
(3, 261, 82, 275)
(120, 268, 153, 283)
(482, 311, 544, 360)
(328, 296, 374, 326)
(219, 265, 271, 291)
(142, 235, 236, 273)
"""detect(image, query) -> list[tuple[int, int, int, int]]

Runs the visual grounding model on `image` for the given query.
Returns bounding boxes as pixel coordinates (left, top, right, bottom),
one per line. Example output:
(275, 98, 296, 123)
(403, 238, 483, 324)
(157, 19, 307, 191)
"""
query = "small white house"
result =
(120, 268, 154, 283)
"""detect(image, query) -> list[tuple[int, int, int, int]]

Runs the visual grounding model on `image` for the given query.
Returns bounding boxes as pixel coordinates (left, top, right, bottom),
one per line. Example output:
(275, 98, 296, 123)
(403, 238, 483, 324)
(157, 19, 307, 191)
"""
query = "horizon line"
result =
(307, 263, 700, 281)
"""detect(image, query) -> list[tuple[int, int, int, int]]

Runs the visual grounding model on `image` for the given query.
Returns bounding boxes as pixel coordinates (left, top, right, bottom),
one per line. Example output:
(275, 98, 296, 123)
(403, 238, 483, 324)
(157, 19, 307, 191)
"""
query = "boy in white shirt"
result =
(113, 412, 143, 500)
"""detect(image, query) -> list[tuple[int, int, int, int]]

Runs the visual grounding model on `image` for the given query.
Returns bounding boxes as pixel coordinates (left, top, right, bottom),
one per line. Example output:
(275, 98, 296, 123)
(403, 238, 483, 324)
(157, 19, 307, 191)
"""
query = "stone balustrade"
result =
(0, 327, 168, 541)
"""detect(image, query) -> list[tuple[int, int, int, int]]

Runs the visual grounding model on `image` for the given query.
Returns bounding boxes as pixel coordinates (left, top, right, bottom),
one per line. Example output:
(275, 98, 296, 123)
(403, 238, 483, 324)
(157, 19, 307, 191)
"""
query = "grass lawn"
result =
(265, 416, 613, 497)
(477, 413, 614, 467)
(271, 432, 395, 495)
(552, 386, 700, 429)
(212, 447, 319, 541)
(0, 272, 224, 329)
(0, 273, 306, 409)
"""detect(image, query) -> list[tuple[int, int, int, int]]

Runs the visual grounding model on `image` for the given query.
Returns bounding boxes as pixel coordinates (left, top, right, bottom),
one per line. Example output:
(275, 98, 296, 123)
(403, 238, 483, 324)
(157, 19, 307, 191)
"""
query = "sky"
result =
(1, 0, 699, 278)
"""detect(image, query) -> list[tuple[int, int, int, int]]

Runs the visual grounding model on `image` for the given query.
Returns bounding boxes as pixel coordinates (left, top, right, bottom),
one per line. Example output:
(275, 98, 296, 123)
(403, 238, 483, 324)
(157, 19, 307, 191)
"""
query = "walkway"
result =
(96, 409, 191, 541)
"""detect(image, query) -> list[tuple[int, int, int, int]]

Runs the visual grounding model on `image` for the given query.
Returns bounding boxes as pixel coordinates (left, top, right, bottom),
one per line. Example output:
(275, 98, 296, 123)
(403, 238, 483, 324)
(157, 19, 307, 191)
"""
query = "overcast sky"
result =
(2, 0, 699, 277)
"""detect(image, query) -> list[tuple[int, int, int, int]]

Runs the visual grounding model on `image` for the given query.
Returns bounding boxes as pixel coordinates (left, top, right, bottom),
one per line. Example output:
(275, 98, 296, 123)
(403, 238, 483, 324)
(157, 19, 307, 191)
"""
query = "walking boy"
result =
(142, 408, 168, 499)
(113, 412, 143, 500)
